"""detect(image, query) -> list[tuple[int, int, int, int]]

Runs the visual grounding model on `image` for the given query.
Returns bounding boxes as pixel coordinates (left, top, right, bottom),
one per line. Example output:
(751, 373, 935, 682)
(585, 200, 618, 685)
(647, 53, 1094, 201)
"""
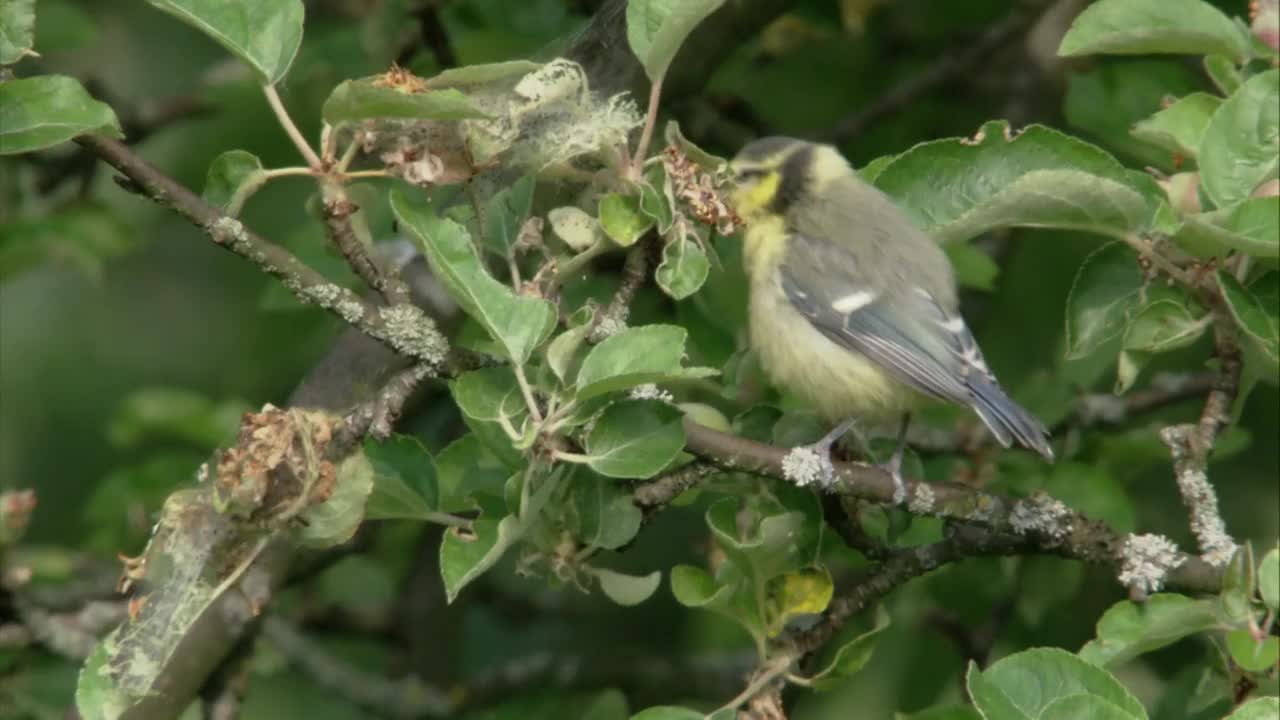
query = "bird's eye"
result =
(734, 169, 765, 183)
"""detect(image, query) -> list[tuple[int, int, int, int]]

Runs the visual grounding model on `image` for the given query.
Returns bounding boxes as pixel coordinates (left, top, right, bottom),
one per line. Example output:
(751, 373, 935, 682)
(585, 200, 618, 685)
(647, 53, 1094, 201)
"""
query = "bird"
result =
(727, 136, 1054, 497)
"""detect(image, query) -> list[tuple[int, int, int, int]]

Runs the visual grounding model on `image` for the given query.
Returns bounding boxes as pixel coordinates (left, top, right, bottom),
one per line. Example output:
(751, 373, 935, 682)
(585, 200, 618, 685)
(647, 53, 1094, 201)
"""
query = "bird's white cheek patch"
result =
(831, 290, 876, 314)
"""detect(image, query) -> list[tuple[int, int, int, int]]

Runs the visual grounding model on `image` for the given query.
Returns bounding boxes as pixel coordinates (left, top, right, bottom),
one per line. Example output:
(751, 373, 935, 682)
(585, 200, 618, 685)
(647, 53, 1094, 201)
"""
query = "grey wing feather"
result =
(780, 234, 1054, 460)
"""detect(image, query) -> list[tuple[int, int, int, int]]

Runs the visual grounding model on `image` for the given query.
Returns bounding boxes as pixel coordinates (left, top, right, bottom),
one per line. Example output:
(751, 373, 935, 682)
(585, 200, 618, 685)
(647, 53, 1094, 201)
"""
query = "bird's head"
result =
(728, 137, 849, 223)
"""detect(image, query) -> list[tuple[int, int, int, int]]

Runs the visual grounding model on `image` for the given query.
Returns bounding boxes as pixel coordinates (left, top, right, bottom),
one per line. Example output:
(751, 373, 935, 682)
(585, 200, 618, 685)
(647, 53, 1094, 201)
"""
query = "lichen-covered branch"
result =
(74, 136, 448, 368)
(681, 419, 1224, 594)
(1158, 323, 1243, 569)
(588, 242, 651, 342)
(321, 190, 411, 307)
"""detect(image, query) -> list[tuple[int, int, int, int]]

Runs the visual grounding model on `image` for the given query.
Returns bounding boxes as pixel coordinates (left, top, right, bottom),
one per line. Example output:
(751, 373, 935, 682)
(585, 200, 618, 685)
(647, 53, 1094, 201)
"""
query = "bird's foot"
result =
(781, 419, 856, 491)
(878, 450, 907, 505)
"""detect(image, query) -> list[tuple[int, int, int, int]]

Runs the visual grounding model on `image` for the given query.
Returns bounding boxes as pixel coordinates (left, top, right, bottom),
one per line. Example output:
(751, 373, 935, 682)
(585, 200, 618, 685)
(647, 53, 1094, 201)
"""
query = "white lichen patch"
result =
(781, 446, 823, 488)
(1175, 465, 1237, 566)
(907, 483, 936, 515)
(378, 304, 449, 366)
(208, 216, 251, 251)
(628, 384, 674, 403)
(1118, 533, 1184, 594)
(1009, 492, 1073, 542)
(1160, 426, 1238, 567)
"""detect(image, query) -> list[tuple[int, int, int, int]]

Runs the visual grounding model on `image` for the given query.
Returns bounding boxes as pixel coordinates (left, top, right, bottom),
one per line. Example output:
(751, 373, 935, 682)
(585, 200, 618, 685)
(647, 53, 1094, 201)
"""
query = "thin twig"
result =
(825, 0, 1051, 143)
(321, 189, 411, 306)
(262, 616, 453, 719)
(75, 135, 449, 367)
(632, 76, 665, 176)
(262, 85, 324, 170)
(1158, 321, 1243, 568)
(587, 243, 650, 343)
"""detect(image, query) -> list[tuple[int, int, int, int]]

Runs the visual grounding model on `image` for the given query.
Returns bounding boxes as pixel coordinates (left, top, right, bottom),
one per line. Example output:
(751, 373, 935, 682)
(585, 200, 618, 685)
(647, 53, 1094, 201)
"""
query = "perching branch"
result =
(321, 190, 412, 307)
(681, 419, 1224, 594)
(74, 135, 449, 369)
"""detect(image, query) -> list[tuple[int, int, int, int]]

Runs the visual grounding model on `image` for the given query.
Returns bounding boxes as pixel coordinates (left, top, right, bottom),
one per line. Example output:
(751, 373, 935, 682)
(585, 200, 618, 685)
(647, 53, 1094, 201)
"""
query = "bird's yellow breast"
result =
(743, 222, 914, 423)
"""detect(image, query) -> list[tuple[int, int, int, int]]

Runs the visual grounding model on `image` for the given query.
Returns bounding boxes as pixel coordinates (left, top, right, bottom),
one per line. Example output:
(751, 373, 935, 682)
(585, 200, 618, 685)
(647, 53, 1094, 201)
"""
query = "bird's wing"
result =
(780, 232, 1053, 459)
(779, 232, 975, 404)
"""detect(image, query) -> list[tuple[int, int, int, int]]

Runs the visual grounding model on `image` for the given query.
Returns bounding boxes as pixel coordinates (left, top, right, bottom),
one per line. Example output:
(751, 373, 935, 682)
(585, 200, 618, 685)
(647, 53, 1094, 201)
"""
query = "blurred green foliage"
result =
(1, 0, 1277, 719)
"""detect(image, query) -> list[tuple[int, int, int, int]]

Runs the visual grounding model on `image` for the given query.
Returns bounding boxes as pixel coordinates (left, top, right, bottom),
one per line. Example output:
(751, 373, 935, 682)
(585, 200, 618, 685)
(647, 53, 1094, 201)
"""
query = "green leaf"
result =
(439, 496, 521, 603)
(145, 0, 304, 85)
(1123, 297, 1207, 354)
(872, 121, 1157, 244)
(548, 206, 602, 252)
(1176, 197, 1280, 259)
(900, 706, 983, 720)
(294, 450, 374, 547)
(575, 324, 716, 399)
(1078, 594, 1222, 667)
(322, 77, 486, 126)
(1226, 698, 1280, 720)
(1221, 543, 1257, 623)
(1227, 630, 1280, 672)
(436, 434, 508, 511)
(1066, 242, 1144, 360)
(639, 165, 675, 233)
(1199, 70, 1280, 209)
(108, 387, 245, 449)
(655, 230, 710, 300)
(547, 324, 591, 384)
(1218, 270, 1279, 376)
(1259, 546, 1279, 612)
(969, 648, 1147, 720)
(1058, 0, 1251, 62)
(1204, 55, 1243, 96)
(670, 564, 738, 616)
(0, 0, 36, 63)
(764, 566, 833, 636)
(201, 149, 265, 215)
(483, 175, 536, 255)
(630, 708, 706, 720)
(425, 60, 542, 89)
(364, 435, 440, 520)
(809, 604, 890, 689)
(590, 567, 661, 606)
(1040, 696, 1149, 720)
(0, 202, 135, 281)
(567, 471, 643, 549)
(584, 400, 686, 479)
(599, 193, 653, 247)
(1131, 93, 1222, 160)
(626, 0, 726, 83)
(0, 75, 122, 155)
(392, 191, 556, 364)
(945, 241, 1000, 291)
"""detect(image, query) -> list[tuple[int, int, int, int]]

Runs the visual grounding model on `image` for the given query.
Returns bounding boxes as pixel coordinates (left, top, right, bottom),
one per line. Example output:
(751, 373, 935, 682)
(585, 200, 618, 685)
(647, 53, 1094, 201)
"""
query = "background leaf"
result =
(145, 0, 305, 84)
(322, 78, 485, 126)
(1198, 70, 1280, 209)
(0, 0, 36, 63)
(0, 75, 121, 155)
(1058, 0, 1251, 61)
(626, 0, 727, 82)
(583, 400, 686, 479)
(392, 191, 556, 364)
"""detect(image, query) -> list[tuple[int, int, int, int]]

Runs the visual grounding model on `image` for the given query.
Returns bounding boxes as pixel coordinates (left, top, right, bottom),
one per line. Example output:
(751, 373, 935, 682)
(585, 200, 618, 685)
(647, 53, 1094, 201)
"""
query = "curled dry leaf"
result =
(662, 146, 740, 235)
(212, 404, 341, 527)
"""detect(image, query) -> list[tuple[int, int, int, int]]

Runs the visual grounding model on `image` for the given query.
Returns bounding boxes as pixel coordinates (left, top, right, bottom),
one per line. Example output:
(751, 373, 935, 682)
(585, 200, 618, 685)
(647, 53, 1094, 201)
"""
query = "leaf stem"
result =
(341, 169, 391, 180)
(423, 511, 473, 529)
(631, 74, 665, 177)
(551, 450, 592, 464)
(262, 84, 324, 170)
(554, 241, 609, 282)
(513, 363, 544, 424)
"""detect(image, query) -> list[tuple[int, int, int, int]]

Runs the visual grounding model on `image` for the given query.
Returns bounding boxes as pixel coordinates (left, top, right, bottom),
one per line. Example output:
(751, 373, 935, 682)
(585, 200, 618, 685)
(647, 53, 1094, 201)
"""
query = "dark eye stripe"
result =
(735, 169, 766, 181)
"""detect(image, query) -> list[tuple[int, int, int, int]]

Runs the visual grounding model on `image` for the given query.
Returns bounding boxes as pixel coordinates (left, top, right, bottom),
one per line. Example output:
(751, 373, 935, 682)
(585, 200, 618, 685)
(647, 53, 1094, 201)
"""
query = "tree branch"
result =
(681, 419, 1224, 594)
(74, 135, 448, 368)
(824, 0, 1052, 144)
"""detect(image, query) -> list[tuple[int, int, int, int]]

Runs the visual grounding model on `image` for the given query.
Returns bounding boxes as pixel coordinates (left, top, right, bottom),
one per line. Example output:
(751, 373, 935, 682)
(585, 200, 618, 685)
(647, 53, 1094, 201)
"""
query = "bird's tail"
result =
(966, 375, 1055, 461)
